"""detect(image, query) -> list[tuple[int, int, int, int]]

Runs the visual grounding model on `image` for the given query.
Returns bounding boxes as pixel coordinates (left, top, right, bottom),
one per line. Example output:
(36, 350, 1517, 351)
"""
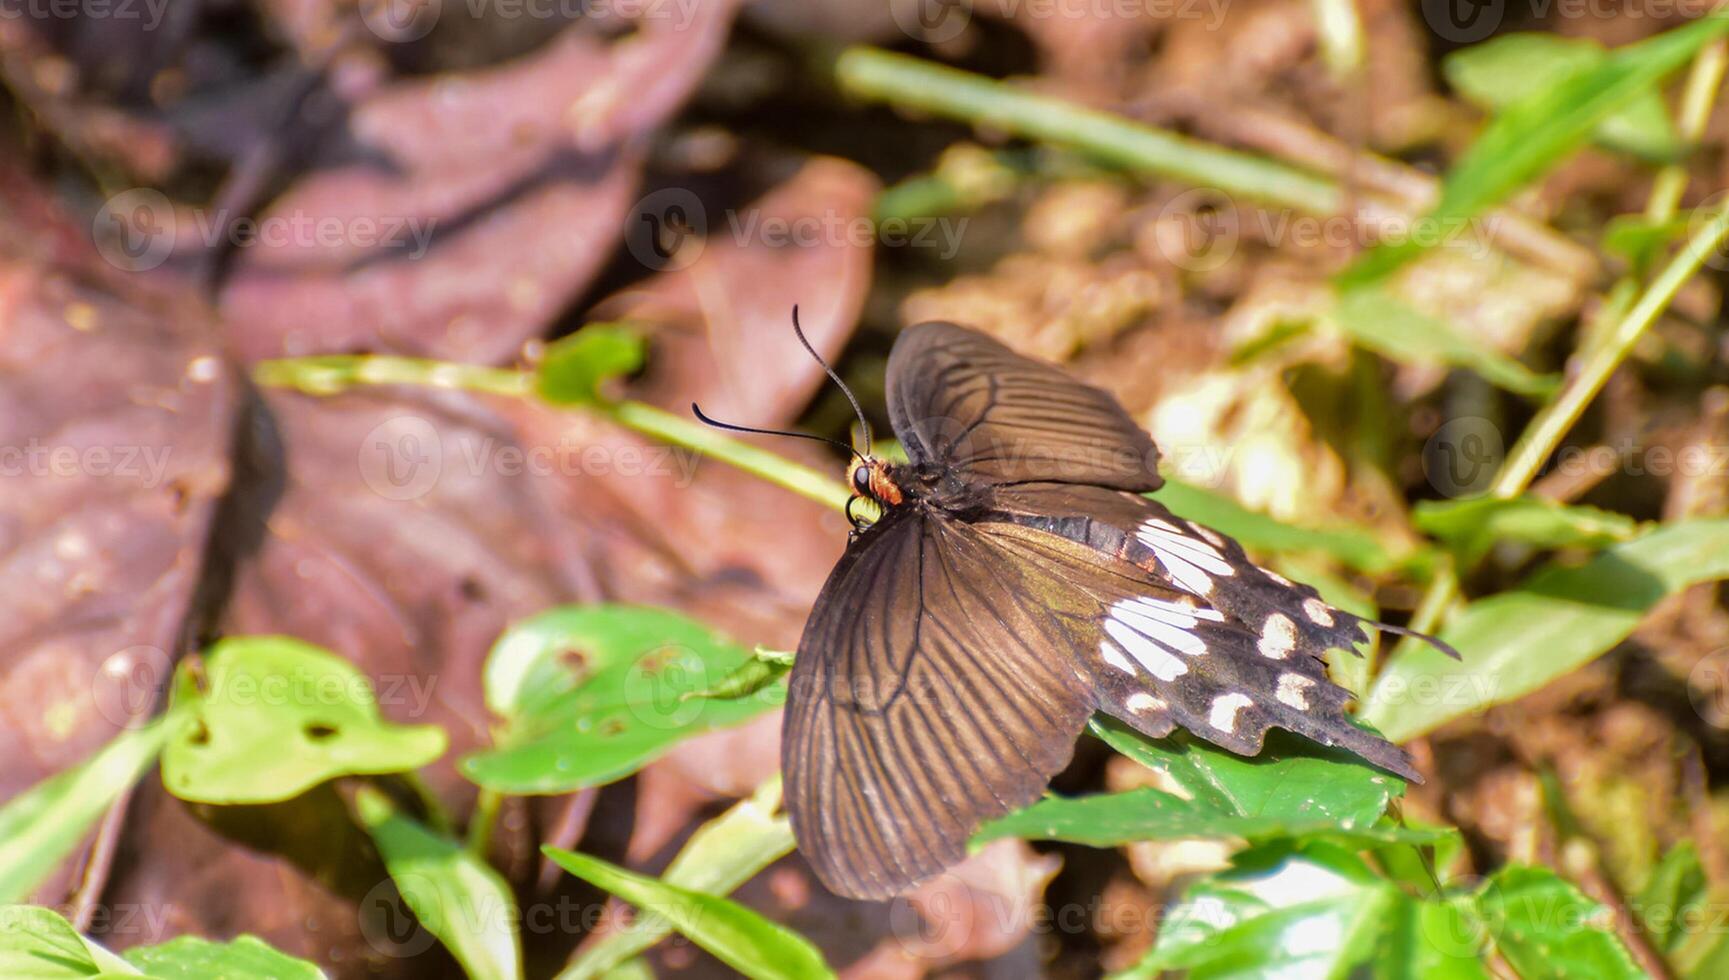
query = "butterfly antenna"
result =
(791, 306, 874, 452)
(691, 402, 859, 458)
(1373, 621, 1463, 660)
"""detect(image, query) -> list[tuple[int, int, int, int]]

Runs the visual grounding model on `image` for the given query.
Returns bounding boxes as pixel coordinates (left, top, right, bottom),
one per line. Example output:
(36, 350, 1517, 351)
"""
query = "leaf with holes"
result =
(160, 637, 447, 805)
(462, 605, 780, 794)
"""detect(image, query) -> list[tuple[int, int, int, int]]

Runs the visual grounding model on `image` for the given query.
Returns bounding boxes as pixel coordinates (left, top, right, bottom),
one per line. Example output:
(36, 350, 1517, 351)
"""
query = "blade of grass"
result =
(254, 356, 852, 513)
(834, 46, 1340, 214)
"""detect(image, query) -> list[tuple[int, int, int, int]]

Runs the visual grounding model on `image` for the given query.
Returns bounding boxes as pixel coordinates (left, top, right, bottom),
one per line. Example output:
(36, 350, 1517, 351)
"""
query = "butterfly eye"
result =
(853, 467, 874, 496)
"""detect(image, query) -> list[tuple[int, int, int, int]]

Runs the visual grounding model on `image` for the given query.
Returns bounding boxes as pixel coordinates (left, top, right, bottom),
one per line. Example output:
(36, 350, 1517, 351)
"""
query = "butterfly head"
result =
(847, 455, 904, 508)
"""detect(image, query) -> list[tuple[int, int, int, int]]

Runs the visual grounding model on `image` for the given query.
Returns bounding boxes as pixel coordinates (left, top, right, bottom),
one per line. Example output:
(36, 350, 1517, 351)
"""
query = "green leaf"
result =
(1342, 14, 1729, 285)
(0, 720, 177, 901)
(1330, 288, 1559, 399)
(542, 846, 832, 980)
(1413, 495, 1639, 561)
(561, 779, 795, 979)
(1364, 519, 1729, 740)
(160, 637, 446, 804)
(0, 904, 142, 977)
(352, 787, 521, 980)
(1152, 480, 1432, 577)
(681, 651, 794, 704)
(1634, 843, 1708, 954)
(1124, 843, 1402, 979)
(975, 785, 1449, 849)
(1444, 33, 1682, 161)
(535, 325, 644, 406)
(1476, 866, 1646, 979)
(463, 605, 779, 794)
(1090, 717, 1402, 827)
(123, 935, 325, 979)
(1372, 897, 1495, 980)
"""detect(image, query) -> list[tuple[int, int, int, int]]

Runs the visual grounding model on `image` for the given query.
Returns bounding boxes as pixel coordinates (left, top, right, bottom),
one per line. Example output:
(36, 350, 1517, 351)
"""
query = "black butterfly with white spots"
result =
(699, 319, 1457, 901)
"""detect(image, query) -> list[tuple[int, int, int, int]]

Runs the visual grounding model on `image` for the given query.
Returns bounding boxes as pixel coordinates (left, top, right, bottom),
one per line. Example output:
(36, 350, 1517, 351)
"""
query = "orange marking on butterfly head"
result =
(848, 457, 903, 507)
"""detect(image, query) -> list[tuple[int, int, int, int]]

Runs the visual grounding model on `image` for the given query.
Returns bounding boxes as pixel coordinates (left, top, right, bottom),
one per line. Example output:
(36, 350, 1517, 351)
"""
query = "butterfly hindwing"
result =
(974, 518, 1418, 781)
(886, 321, 1163, 491)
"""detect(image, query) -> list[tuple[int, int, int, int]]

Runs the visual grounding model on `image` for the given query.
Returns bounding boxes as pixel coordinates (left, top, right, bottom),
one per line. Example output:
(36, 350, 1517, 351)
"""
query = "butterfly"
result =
(697, 317, 1456, 901)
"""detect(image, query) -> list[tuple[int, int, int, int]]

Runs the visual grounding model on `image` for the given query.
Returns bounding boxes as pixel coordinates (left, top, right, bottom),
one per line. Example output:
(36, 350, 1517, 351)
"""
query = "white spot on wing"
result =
(1276, 673, 1314, 709)
(1104, 620, 1188, 681)
(1112, 601, 1209, 657)
(1258, 612, 1297, 659)
(1208, 693, 1253, 732)
(1099, 640, 1137, 676)
(1302, 598, 1335, 626)
(1126, 692, 1166, 713)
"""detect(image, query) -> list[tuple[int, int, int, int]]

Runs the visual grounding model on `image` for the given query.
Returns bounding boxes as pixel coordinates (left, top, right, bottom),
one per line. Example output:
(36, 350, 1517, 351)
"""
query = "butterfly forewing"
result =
(783, 508, 1095, 900)
(886, 321, 1163, 491)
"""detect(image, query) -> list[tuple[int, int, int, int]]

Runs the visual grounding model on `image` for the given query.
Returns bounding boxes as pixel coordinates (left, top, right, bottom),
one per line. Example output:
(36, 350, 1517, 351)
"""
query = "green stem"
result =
(1495, 202, 1729, 498)
(466, 787, 502, 857)
(252, 356, 852, 513)
(835, 46, 1341, 214)
(1644, 38, 1728, 227)
(602, 401, 851, 512)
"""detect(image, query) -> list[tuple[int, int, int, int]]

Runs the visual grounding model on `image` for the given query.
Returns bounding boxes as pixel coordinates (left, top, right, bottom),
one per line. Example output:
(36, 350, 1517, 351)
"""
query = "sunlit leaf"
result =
(1476, 866, 1646, 979)
(0, 904, 142, 977)
(543, 846, 832, 980)
(160, 637, 446, 804)
(1120, 843, 1402, 979)
(1342, 13, 1729, 284)
(976, 785, 1449, 849)
(1634, 843, 1707, 955)
(353, 787, 521, 980)
(560, 779, 794, 979)
(123, 935, 326, 979)
(0, 720, 178, 901)
(1414, 495, 1639, 561)
(1444, 33, 1682, 161)
(1330, 288, 1559, 398)
(1090, 717, 1402, 826)
(1364, 519, 1729, 741)
(464, 605, 779, 794)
